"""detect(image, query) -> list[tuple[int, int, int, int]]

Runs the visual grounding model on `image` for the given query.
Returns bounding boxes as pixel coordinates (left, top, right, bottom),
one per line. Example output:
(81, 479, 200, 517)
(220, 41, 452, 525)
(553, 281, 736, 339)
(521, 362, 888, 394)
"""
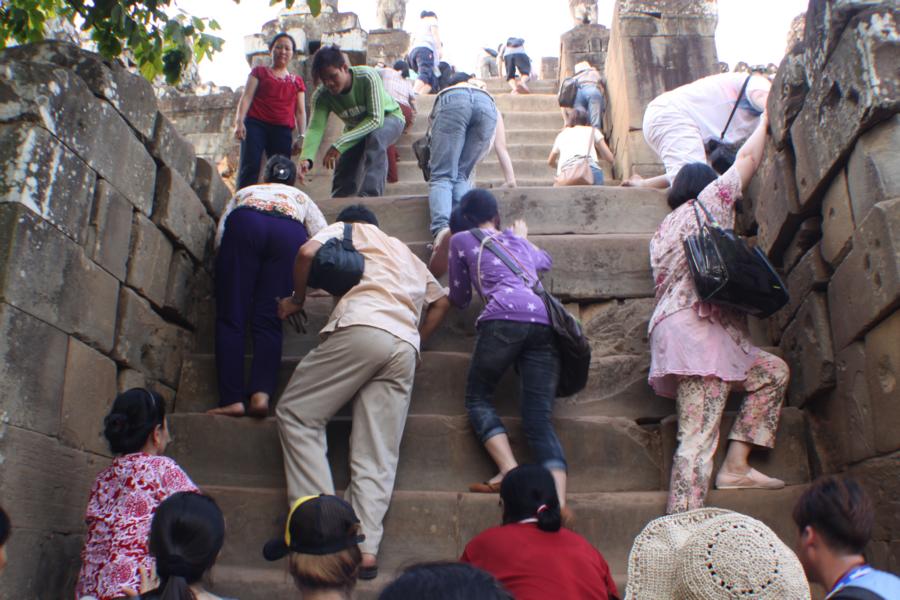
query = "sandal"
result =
(469, 480, 502, 494)
(359, 564, 378, 580)
(247, 395, 270, 419)
(715, 467, 785, 490)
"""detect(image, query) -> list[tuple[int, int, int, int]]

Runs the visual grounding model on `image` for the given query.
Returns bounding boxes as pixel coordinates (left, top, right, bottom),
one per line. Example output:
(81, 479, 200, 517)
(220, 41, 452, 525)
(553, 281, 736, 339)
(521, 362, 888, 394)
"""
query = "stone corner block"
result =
(781, 292, 835, 407)
(820, 168, 855, 267)
(864, 310, 900, 455)
(87, 179, 134, 281)
(153, 166, 215, 262)
(126, 212, 174, 308)
(60, 336, 117, 457)
(192, 157, 232, 220)
(149, 113, 197, 184)
(847, 113, 900, 226)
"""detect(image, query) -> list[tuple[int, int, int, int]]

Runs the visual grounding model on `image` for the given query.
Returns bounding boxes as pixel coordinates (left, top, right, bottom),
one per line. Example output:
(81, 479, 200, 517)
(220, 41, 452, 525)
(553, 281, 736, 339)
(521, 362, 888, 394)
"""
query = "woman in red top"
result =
(234, 32, 307, 189)
(461, 465, 619, 600)
(75, 389, 198, 600)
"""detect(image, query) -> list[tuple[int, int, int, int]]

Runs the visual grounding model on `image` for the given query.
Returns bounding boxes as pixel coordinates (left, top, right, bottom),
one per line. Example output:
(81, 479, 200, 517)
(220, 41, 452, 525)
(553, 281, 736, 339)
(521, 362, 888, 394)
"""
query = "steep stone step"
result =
(408, 111, 563, 136)
(481, 79, 559, 94)
(200, 485, 808, 597)
(384, 179, 552, 195)
(167, 413, 664, 493)
(396, 141, 553, 162)
(396, 158, 557, 182)
(415, 93, 561, 113)
(315, 186, 669, 243)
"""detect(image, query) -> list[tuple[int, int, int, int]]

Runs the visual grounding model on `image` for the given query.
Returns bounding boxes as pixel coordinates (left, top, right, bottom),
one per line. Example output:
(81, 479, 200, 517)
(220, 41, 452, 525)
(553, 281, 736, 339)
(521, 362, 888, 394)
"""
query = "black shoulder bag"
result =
(307, 222, 365, 296)
(469, 229, 591, 397)
(704, 75, 751, 174)
(412, 100, 437, 182)
(682, 199, 789, 318)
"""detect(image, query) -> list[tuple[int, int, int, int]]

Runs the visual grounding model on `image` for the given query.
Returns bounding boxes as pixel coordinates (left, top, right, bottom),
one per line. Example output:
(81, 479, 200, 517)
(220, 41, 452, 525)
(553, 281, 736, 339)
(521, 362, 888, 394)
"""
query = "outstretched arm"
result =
(734, 112, 768, 190)
(493, 113, 517, 187)
(277, 239, 322, 319)
(419, 296, 450, 344)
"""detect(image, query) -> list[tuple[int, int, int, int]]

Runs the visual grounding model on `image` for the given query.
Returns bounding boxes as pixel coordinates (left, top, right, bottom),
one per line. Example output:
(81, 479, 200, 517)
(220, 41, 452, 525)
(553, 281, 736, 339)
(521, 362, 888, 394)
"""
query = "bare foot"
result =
(621, 173, 644, 187)
(428, 228, 452, 278)
(247, 392, 270, 418)
(207, 402, 246, 417)
(361, 553, 378, 568)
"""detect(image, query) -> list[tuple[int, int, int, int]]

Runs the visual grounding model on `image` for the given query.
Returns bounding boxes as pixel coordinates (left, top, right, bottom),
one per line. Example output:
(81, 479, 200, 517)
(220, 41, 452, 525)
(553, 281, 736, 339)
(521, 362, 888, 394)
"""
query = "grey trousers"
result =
(275, 325, 417, 555)
(332, 115, 405, 198)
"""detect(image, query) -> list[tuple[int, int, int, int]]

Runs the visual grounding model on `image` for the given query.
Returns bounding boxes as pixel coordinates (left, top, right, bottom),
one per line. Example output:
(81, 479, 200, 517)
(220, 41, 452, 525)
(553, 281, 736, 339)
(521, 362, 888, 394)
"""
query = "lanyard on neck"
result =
(830, 565, 873, 595)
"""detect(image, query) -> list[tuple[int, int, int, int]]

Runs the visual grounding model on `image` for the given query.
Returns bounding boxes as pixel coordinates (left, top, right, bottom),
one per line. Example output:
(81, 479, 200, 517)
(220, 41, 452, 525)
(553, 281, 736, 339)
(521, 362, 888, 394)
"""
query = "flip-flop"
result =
(715, 468, 785, 490)
(359, 564, 378, 580)
(469, 480, 502, 494)
(247, 397, 269, 419)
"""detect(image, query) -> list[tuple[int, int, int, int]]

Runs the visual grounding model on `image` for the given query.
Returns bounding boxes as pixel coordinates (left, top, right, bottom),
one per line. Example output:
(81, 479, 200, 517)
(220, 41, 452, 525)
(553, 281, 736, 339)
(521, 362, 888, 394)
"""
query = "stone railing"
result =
(0, 41, 228, 597)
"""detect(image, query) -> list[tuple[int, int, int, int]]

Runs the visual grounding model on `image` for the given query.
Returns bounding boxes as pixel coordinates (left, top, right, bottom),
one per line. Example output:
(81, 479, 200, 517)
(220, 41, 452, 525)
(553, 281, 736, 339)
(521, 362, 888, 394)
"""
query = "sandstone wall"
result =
(746, 2, 900, 571)
(0, 42, 225, 598)
(603, 0, 719, 179)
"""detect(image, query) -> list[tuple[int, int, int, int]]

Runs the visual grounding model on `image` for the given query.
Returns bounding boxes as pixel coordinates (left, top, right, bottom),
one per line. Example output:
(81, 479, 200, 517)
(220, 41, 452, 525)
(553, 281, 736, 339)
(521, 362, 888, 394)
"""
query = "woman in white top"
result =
(209, 155, 328, 418)
(409, 10, 441, 94)
(548, 107, 615, 186)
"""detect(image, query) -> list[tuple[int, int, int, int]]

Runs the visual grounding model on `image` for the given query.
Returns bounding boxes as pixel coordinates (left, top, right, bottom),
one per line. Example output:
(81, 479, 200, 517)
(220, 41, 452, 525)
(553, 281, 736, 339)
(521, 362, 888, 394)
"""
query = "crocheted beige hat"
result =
(625, 508, 811, 600)
(574, 61, 592, 74)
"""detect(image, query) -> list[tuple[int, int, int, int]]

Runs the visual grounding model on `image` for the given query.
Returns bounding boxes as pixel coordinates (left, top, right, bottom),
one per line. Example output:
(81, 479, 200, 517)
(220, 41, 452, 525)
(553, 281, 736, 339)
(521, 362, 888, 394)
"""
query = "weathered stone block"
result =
(828, 198, 900, 350)
(112, 287, 188, 386)
(0, 59, 157, 214)
(560, 23, 610, 80)
(365, 29, 411, 67)
(834, 342, 878, 463)
(153, 167, 214, 262)
(847, 452, 900, 549)
(87, 179, 133, 281)
(580, 298, 654, 357)
(165, 249, 195, 323)
(1, 41, 158, 139)
(149, 113, 197, 184)
(0, 528, 84, 600)
(192, 157, 232, 220)
(0, 302, 68, 436)
(803, 0, 889, 75)
(117, 367, 147, 392)
(847, 114, 900, 224)
(770, 243, 830, 343)
(0, 123, 96, 246)
(781, 292, 835, 406)
(754, 148, 803, 263)
(821, 169, 855, 267)
(0, 425, 106, 533)
(791, 8, 900, 208)
(0, 204, 118, 352)
(127, 212, 173, 307)
(865, 310, 900, 454)
(767, 45, 809, 150)
(60, 336, 117, 456)
(782, 217, 822, 273)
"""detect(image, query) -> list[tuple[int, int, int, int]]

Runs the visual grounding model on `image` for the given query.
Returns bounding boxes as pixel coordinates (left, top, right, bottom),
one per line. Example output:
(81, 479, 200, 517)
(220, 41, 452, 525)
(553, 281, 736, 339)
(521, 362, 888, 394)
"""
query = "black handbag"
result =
(705, 75, 751, 174)
(412, 134, 431, 181)
(557, 76, 578, 108)
(307, 223, 364, 296)
(682, 199, 789, 318)
(469, 229, 591, 397)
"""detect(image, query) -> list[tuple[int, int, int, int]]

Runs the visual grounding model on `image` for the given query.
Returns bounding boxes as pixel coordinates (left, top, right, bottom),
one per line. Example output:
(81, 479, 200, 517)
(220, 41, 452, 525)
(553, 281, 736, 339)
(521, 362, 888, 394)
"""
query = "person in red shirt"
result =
(234, 32, 307, 189)
(461, 464, 619, 600)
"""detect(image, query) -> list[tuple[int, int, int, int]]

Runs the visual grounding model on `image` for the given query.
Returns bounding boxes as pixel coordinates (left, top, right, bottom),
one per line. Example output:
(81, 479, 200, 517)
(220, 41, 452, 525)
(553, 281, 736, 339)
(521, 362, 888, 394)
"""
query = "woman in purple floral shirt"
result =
(648, 113, 790, 514)
(447, 189, 569, 514)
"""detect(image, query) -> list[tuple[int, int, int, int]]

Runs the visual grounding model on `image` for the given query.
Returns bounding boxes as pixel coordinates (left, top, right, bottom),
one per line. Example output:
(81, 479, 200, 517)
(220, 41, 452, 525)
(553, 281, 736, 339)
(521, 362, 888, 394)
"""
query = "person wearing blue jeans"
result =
(446, 189, 569, 512)
(427, 81, 498, 274)
(575, 85, 605, 129)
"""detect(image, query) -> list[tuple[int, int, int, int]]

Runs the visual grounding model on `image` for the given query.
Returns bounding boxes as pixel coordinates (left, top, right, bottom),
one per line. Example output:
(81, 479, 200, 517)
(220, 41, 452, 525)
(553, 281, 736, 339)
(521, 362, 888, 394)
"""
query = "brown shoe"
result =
(468, 480, 502, 494)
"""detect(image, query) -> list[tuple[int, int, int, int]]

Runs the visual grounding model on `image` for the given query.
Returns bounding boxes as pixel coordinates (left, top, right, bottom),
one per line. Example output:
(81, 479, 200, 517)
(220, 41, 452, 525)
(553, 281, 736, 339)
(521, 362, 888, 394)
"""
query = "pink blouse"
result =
(647, 167, 758, 398)
(75, 453, 198, 600)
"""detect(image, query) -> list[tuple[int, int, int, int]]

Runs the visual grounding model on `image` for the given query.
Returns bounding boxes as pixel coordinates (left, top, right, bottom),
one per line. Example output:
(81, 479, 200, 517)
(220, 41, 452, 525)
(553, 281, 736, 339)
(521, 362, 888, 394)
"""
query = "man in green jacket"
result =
(299, 45, 406, 197)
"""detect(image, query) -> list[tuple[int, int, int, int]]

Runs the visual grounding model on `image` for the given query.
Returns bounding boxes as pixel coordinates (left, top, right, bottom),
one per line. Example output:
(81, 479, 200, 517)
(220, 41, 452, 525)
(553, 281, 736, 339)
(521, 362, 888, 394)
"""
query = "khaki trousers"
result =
(275, 325, 416, 555)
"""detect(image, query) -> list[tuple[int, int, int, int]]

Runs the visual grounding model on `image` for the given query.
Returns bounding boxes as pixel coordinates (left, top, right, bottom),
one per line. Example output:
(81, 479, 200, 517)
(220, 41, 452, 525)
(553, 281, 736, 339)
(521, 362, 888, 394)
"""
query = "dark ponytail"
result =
(142, 492, 225, 600)
(455, 188, 500, 232)
(499, 465, 562, 532)
(103, 388, 165, 455)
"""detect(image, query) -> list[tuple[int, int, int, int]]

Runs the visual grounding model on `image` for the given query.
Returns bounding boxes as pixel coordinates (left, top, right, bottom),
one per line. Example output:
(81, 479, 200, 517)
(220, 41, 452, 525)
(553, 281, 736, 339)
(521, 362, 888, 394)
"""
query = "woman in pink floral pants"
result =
(647, 113, 790, 514)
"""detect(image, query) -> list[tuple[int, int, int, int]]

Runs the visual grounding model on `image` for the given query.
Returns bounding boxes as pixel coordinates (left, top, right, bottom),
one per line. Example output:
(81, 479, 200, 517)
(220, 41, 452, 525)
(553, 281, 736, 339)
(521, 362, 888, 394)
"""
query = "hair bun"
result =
(104, 413, 129, 436)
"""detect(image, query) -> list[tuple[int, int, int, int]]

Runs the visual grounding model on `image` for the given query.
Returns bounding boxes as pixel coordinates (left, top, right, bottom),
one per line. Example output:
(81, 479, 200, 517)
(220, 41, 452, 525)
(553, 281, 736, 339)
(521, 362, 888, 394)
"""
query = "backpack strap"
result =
(720, 75, 752, 140)
(469, 228, 541, 295)
(342, 222, 354, 250)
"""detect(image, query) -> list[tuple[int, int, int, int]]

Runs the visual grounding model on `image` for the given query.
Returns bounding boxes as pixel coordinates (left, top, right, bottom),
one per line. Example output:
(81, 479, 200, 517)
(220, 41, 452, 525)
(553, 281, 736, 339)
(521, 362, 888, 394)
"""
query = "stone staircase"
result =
(167, 78, 812, 597)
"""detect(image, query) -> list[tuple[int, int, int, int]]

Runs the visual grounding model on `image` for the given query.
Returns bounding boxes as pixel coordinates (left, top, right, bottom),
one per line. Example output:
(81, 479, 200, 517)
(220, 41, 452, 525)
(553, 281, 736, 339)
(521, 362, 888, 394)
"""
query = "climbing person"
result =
(502, 37, 532, 94)
(275, 204, 450, 581)
(76, 389, 198, 600)
(208, 155, 327, 418)
(299, 45, 406, 198)
(233, 32, 306, 190)
(129, 492, 234, 600)
(379, 562, 512, 600)
(548, 107, 615, 186)
(461, 465, 619, 600)
(408, 10, 442, 94)
(424, 75, 501, 276)
(263, 494, 365, 596)
(445, 190, 568, 509)
(380, 60, 417, 184)
(624, 70, 771, 189)
(562, 61, 606, 128)
(479, 47, 499, 79)
(793, 476, 900, 599)
(648, 113, 789, 514)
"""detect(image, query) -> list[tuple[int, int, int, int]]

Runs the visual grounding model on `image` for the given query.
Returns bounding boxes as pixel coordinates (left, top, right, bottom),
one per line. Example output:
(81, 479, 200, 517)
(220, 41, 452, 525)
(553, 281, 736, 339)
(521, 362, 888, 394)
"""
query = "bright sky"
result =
(175, 0, 808, 89)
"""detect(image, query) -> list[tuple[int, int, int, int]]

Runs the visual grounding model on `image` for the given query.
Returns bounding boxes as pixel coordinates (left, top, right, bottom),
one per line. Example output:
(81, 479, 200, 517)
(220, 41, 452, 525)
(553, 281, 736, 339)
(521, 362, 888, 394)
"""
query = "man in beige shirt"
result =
(275, 204, 450, 579)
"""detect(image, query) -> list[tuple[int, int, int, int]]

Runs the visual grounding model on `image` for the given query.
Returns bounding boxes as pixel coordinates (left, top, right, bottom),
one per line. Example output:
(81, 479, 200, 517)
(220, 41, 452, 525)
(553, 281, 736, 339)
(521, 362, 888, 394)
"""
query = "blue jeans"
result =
(591, 165, 605, 185)
(465, 320, 566, 471)
(238, 117, 293, 190)
(427, 88, 498, 236)
(575, 85, 605, 128)
(409, 46, 436, 89)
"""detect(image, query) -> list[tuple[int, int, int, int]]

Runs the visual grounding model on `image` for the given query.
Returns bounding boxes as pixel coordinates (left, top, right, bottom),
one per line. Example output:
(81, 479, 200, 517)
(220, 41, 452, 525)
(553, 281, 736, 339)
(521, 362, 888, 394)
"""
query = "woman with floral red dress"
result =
(75, 389, 197, 600)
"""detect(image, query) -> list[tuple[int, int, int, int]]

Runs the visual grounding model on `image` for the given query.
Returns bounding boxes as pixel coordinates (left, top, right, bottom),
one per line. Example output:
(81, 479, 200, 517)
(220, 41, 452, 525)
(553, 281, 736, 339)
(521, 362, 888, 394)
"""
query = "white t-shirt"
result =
(551, 126, 604, 174)
(651, 72, 771, 145)
(411, 16, 439, 52)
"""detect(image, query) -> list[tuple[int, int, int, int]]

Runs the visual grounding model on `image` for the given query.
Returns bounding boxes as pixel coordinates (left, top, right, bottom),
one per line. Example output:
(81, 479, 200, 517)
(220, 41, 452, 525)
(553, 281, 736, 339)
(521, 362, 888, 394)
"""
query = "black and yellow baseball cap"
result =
(262, 494, 365, 561)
